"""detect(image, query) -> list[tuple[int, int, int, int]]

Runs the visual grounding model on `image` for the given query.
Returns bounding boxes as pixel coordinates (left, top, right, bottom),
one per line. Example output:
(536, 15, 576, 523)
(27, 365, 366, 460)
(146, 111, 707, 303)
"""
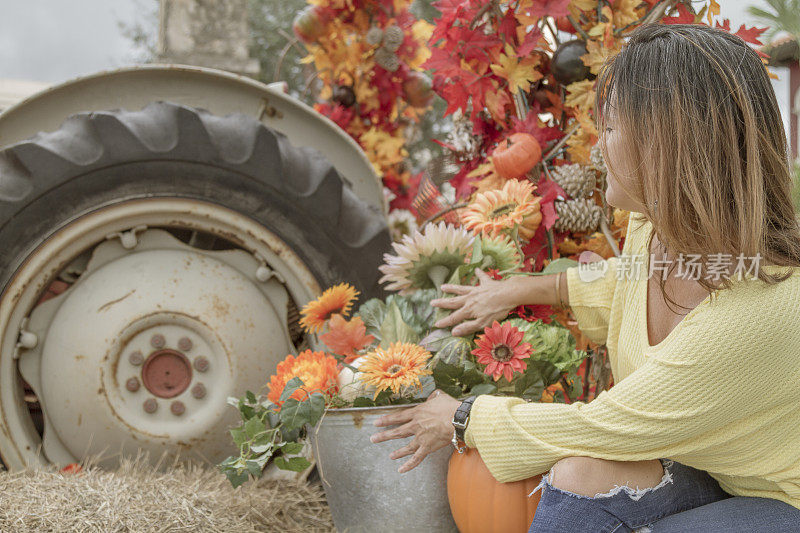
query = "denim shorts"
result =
(527, 458, 800, 532)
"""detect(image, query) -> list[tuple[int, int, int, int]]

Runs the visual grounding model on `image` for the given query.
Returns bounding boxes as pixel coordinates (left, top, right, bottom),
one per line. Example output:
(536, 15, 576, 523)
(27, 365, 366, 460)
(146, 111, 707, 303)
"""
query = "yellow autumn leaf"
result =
(571, 0, 597, 11)
(612, 0, 642, 29)
(411, 19, 434, 42)
(564, 79, 596, 112)
(706, 0, 720, 25)
(581, 37, 623, 75)
(566, 125, 595, 165)
(588, 6, 614, 38)
(490, 44, 542, 94)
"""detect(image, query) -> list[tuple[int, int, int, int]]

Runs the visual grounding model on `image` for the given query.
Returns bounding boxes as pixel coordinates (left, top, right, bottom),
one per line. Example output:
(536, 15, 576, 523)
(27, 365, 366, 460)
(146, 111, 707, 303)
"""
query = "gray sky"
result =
(0, 0, 153, 83)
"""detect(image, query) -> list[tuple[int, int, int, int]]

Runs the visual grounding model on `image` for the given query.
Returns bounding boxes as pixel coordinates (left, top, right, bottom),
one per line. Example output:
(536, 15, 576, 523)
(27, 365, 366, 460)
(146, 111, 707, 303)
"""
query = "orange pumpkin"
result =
(492, 133, 542, 179)
(447, 448, 543, 533)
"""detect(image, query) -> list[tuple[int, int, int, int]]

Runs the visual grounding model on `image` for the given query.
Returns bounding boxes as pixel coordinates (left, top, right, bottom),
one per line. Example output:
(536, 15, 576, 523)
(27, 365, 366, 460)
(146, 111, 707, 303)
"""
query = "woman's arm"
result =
(463, 288, 799, 483)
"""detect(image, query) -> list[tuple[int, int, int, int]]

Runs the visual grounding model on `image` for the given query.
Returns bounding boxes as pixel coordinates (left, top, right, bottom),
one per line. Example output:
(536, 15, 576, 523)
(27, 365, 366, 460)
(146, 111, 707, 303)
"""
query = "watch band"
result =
(451, 395, 477, 442)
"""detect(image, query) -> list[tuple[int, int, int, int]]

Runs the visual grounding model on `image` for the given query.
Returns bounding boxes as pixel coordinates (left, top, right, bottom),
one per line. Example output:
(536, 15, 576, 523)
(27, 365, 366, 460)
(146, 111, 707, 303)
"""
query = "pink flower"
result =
(471, 321, 533, 382)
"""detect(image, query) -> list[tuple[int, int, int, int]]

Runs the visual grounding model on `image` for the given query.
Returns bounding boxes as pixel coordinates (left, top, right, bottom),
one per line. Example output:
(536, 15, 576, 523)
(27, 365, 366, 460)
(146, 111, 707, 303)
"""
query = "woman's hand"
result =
(370, 389, 461, 473)
(430, 269, 521, 336)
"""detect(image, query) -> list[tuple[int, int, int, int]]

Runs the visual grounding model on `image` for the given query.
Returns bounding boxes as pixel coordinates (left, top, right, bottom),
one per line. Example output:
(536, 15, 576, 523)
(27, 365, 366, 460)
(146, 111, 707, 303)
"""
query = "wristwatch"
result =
(451, 395, 477, 453)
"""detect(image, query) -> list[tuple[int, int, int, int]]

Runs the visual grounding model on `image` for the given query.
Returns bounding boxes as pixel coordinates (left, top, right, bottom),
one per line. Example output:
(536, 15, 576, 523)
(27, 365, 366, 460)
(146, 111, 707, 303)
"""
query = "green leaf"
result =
(379, 302, 419, 347)
(244, 416, 266, 440)
(469, 383, 497, 396)
(279, 393, 326, 432)
(469, 237, 484, 265)
(436, 336, 474, 365)
(352, 396, 377, 407)
(541, 258, 579, 274)
(245, 460, 263, 477)
(237, 398, 254, 421)
(250, 443, 273, 454)
(280, 442, 304, 455)
(280, 376, 306, 403)
(230, 427, 247, 447)
(223, 467, 250, 488)
(274, 455, 312, 472)
(245, 390, 257, 404)
(356, 298, 387, 339)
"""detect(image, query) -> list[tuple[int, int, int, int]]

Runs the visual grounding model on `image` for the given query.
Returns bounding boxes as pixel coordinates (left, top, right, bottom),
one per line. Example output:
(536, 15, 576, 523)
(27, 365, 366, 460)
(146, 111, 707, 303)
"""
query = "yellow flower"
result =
(357, 342, 433, 399)
(462, 179, 542, 241)
(299, 283, 360, 334)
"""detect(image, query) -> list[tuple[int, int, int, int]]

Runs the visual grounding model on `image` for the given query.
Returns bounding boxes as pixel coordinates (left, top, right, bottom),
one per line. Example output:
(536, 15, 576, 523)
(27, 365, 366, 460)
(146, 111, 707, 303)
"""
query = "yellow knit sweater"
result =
(464, 214, 800, 510)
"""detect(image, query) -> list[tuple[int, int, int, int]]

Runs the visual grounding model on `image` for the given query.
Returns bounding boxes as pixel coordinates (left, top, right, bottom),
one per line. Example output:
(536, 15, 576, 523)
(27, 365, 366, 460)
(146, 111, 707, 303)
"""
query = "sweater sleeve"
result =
(462, 289, 797, 483)
(564, 255, 620, 346)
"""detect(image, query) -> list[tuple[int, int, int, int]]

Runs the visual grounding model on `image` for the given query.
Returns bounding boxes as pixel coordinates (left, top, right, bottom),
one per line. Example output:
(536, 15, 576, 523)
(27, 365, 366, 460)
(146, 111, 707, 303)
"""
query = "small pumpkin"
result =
(447, 448, 543, 533)
(492, 133, 542, 179)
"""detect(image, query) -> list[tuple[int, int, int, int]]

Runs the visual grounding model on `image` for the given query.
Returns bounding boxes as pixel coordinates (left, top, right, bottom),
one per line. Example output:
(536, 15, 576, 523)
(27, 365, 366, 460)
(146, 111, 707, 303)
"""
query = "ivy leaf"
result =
(280, 442, 305, 455)
(356, 298, 387, 339)
(469, 383, 497, 396)
(274, 456, 312, 472)
(353, 396, 377, 407)
(244, 416, 266, 440)
(280, 376, 305, 403)
(279, 393, 325, 432)
(230, 428, 247, 447)
(223, 468, 250, 489)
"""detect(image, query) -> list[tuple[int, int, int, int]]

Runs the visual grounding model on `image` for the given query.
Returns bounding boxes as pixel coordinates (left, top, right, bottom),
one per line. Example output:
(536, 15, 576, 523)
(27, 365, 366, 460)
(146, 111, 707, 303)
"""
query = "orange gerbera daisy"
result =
(461, 179, 542, 241)
(267, 350, 340, 408)
(471, 320, 533, 382)
(299, 283, 360, 334)
(357, 342, 433, 399)
(319, 314, 376, 363)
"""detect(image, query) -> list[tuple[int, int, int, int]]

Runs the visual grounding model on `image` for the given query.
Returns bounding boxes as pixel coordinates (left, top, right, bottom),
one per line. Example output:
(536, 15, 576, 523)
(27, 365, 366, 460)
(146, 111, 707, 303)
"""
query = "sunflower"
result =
(462, 179, 542, 241)
(299, 283, 360, 334)
(471, 320, 533, 382)
(467, 234, 522, 272)
(267, 350, 340, 408)
(377, 221, 474, 295)
(319, 314, 376, 363)
(357, 342, 433, 399)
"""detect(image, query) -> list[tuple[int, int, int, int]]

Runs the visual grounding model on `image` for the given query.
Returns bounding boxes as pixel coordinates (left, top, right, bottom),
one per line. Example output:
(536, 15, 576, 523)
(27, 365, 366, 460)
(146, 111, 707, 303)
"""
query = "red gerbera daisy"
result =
(471, 320, 533, 382)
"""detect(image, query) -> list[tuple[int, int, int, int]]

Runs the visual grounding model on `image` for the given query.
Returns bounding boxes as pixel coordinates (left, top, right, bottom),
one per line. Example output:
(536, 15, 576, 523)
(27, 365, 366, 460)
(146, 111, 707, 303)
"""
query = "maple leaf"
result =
(581, 37, 622, 76)
(523, 0, 572, 19)
(571, 0, 597, 11)
(706, 0, 720, 25)
(612, 0, 642, 29)
(661, 3, 695, 25)
(564, 79, 596, 112)
(320, 314, 375, 363)
(734, 24, 767, 46)
(517, 26, 544, 57)
(485, 89, 512, 123)
(490, 43, 543, 94)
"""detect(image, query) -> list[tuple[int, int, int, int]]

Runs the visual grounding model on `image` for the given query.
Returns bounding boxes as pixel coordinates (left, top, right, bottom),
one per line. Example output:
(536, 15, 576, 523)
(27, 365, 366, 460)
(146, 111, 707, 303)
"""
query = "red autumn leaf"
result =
(60, 463, 83, 474)
(524, 0, 572, 19)
(715, 18, 731, 31)
(320, 314, 375, 363)
(661, 3, 695, 25)
(733, 24, 767, 46)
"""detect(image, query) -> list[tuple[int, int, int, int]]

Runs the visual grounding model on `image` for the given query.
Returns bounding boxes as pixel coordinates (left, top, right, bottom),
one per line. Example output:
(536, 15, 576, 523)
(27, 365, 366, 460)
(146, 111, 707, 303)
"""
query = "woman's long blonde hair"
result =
(594, 23, 800, 311)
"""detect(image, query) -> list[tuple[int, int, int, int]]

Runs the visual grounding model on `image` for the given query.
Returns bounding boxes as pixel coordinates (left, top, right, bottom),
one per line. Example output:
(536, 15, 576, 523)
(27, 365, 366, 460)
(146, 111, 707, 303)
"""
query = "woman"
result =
(369, 23, 800, 532)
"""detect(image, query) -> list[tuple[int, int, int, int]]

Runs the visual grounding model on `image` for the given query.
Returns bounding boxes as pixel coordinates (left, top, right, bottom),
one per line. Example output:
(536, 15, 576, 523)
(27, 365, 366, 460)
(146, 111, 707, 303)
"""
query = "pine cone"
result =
(550, 163, 595, 198)
(445, 109, 481, 161)
(383, 25, 404, 51)
(590, 144, 607, 173)
(366, 26, 384, 46)
(374, 47, 400, 71)
(554, 199, 603, 233)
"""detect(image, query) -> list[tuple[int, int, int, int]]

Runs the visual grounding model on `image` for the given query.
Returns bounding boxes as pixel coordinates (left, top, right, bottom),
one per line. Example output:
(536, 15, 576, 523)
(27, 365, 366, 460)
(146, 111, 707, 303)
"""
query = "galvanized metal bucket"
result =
(308, 404, 459, 533)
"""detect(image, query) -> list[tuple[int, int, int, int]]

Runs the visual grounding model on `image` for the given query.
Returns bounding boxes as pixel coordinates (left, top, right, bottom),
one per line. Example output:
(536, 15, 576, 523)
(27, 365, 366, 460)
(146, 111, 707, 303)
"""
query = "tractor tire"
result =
(0, 101, 389, 299)
(0, 101, 390, 470)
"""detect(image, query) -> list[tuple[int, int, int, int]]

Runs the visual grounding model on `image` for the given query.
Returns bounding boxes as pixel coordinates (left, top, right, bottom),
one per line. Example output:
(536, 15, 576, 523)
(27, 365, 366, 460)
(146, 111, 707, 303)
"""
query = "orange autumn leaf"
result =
(581, 37, 623, 76)
(485, 89, 512, 123)
(320, 314, 376, 363)
(564, 79, 596, 113)
(612, 0, 643, 29)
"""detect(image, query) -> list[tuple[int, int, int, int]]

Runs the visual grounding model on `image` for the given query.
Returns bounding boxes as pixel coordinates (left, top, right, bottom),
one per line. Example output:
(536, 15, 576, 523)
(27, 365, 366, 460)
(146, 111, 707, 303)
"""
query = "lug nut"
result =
(143, 398, 158, 414)
(178, 337, 193, 351)
(171, 401, 185, 416)
(150, 334, 166, 349)
(128, 351, 144, 366)
(193, 356, 209, 372)
(191, 383, 206, 399)
(126, 377, 140, 392)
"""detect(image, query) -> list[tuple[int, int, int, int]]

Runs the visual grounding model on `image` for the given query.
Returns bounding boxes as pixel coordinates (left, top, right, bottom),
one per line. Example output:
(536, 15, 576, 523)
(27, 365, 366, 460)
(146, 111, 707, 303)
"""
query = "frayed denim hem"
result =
(528, 458, 676, 502)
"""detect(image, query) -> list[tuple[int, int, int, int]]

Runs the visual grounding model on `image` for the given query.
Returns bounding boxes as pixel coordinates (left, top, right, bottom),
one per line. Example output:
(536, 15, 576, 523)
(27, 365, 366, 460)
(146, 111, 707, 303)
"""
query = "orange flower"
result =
(267, 350, 340, 408)
(462, 179, 542, 241)
(299, 283, 360, 334)
(319, 314, 376, 363)
(357, 342, 433, 399)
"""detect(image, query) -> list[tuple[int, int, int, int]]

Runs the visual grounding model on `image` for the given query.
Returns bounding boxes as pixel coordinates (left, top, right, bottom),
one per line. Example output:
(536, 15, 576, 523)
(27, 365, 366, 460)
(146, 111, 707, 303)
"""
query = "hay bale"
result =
(0, 453, 335, 532)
